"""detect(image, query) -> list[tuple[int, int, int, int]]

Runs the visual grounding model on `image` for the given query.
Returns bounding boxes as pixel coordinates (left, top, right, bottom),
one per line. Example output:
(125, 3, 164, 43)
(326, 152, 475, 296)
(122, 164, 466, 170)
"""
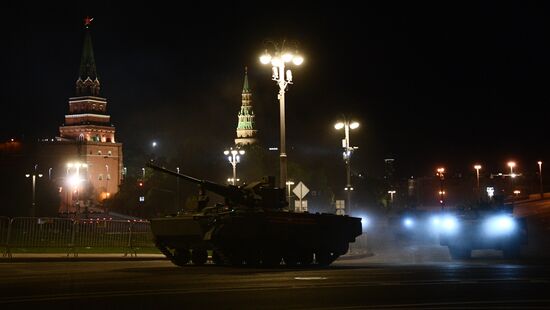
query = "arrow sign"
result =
(292, 181, 309, 200)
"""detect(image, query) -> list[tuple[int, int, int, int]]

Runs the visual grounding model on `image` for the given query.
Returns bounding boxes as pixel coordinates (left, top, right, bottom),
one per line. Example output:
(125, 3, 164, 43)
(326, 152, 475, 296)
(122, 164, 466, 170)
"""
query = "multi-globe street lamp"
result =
(335, 119, 359, 215)
(224, 148, 245, 185)
(259, 43, 304, 191)
(25, 164, 43, 217)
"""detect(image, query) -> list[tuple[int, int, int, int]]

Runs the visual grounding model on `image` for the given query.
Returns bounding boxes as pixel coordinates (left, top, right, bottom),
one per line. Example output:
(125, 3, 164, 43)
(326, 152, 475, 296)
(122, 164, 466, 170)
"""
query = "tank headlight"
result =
(403, 217, 414, 228)
(440, 215, 459, 234)
(484, 215, 516, 236)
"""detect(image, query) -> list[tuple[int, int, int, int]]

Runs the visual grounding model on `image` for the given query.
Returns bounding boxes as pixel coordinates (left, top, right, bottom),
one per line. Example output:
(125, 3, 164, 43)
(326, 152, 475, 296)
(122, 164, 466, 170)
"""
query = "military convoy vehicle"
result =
(436, 207, 527, 259)
(146, 162, 362, 267)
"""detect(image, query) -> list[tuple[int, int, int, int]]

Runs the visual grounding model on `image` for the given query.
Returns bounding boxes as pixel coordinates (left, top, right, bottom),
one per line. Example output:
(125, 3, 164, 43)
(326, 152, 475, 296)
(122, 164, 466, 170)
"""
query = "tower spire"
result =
(76, 17, 100, 96)
(242, 66, 250, 93)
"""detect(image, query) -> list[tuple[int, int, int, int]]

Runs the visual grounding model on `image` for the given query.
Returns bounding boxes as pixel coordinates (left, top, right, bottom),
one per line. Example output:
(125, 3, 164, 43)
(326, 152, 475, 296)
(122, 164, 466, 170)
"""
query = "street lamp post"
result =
(474, 164, 482, 202)
(538, 161, 543, 199)
(335, 119, 359, 215)
(224, 148, 245, 185)
(436, 167, 445, 209)
(260, 43, 304, 191)
(508, 161, 516, 196)
(176, 167, 180, 210)
(286, 180, 295, 206)
(388, 190, 396, 204)
(25, 164, 43, 217)
(66, 162, 87, 218)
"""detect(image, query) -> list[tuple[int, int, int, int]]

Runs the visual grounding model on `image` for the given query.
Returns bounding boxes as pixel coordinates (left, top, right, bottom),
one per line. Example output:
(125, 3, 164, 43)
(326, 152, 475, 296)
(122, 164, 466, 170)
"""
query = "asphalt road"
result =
(1, 256, 549, 309)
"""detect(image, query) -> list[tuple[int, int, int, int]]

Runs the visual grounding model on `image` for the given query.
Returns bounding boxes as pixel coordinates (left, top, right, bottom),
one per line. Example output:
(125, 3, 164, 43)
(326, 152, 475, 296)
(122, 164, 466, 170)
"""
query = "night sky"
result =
(2, 2, 550, 179)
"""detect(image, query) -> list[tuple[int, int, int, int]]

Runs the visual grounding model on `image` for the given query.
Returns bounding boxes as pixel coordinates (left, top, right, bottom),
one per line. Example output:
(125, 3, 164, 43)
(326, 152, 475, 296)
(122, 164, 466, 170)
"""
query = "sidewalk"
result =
(0, 253, 167, 263)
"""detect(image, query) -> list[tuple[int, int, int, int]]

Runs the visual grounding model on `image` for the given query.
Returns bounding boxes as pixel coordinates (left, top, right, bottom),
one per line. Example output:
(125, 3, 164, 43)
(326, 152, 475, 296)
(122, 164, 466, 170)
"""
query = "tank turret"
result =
(146, 162, 362, 267)
(146, 162, 287, 210)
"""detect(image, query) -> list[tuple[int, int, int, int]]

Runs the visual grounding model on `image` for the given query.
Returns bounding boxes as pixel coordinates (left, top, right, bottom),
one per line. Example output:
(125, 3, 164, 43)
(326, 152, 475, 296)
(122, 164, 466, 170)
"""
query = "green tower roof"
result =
(242, 66, 250, 93)
(79, 21, 98, 81)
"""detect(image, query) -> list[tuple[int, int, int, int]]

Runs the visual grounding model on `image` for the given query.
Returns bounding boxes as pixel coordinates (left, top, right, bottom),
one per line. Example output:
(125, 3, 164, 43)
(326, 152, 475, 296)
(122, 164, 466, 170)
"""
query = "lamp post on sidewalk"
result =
(335, 118, 359, 215)
(538, 161, 543, 199)
(259, 41, 304, 191)
(224, 148, 245, 185)
(436, 167, 445, 209)
(25, 164, 43, 217)
(474, 164, 482, 202)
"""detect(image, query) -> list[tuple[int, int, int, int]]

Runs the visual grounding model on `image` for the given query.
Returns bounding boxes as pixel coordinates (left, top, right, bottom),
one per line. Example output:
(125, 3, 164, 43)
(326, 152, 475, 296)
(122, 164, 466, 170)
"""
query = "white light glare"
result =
(436, 215, 459, 234)
(292, 55, 304, 65)
(485, 215, 516, 236)
(403, 217, 414, 228)
(334, 122, 344, 130)
(260, 53, 272, 64)
(282, 53, 294, 62)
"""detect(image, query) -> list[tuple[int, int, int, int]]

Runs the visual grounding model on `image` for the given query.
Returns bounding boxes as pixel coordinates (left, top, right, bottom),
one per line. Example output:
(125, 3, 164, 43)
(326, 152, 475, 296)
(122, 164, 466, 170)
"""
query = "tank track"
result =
(155, 239, 344, 267)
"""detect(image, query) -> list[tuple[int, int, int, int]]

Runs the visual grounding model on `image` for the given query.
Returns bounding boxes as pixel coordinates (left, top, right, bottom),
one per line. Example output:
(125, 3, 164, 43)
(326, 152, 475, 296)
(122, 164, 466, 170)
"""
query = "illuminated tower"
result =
(56, 17, 123, 210)
(235, 67, 258, 145)
(59, 17, 115, 143)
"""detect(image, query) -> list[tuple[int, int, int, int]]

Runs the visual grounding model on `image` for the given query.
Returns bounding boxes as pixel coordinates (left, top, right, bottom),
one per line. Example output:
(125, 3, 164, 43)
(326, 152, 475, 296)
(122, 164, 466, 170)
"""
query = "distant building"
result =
(234, 67, 258, 146)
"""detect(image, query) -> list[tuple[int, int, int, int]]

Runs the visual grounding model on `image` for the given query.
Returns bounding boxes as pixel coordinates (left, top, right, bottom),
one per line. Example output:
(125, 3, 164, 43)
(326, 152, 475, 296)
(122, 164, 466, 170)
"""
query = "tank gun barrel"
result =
(146, 162, 246, 205)
(146, 162, 202, 184)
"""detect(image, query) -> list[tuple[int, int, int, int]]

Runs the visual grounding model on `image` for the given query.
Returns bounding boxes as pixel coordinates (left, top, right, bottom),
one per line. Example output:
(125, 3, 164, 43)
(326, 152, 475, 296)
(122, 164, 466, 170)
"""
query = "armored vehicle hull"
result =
(146, 162, 362, 267)
(437, 209, 527, 259)
(151, 209, 362, 266)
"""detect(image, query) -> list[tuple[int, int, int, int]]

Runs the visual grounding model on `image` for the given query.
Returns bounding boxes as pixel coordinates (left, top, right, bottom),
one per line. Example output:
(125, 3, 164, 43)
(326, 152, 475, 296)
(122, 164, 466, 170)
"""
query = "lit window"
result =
(98, 150, 102, 155)
(98, 174, 103, 180)
(107, 174, 111, 180)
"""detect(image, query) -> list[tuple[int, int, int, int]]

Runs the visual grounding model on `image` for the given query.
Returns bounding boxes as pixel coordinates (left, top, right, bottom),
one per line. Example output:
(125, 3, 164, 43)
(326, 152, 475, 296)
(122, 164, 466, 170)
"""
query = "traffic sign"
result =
(292, 182, 309, 199)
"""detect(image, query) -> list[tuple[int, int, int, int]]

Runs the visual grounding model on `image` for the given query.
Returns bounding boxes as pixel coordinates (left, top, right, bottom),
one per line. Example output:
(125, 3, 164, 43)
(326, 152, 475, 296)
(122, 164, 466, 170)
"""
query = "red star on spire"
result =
(84, 16, 94, 27)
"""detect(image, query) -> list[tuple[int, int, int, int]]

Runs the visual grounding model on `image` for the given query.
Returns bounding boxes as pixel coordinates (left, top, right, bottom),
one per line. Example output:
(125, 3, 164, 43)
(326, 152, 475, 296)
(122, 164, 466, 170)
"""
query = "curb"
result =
(0, 255, 168, 263)
(337, 252, 374, 260)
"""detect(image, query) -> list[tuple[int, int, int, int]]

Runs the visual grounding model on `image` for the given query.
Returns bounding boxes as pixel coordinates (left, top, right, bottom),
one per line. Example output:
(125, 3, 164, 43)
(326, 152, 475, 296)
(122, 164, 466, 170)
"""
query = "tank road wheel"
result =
(173, 248, 191, 266)
(191, 248, 208, 265)
(315, 250, 337, 266)
(297, 252, 314, 266)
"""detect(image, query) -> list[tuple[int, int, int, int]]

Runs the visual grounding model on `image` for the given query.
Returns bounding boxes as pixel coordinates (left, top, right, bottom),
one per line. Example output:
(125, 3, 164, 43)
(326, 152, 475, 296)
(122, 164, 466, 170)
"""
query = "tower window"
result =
(98, 150, 102, 155)
(98, 174, 103, 180)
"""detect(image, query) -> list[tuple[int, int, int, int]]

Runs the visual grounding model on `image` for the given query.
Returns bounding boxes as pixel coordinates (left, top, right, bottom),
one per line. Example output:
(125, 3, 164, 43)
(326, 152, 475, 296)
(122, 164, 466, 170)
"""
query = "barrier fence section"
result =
(6, 217, 75, 257)
(129, 220, 155, 256)
(0, 217, 156, 258)
(0, 216, 10, 257)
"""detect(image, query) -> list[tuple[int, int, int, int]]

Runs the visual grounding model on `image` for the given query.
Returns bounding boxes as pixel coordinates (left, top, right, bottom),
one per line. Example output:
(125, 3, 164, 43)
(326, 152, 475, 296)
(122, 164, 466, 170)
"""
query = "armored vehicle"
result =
(146, 162, 362, 267)
(436, 206, 527, 259)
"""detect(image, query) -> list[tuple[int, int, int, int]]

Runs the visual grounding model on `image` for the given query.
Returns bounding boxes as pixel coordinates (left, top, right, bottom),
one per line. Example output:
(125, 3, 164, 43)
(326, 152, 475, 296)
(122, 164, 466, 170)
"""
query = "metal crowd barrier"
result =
(0, 216, 10, 257)
(0, 217, 155, 258)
